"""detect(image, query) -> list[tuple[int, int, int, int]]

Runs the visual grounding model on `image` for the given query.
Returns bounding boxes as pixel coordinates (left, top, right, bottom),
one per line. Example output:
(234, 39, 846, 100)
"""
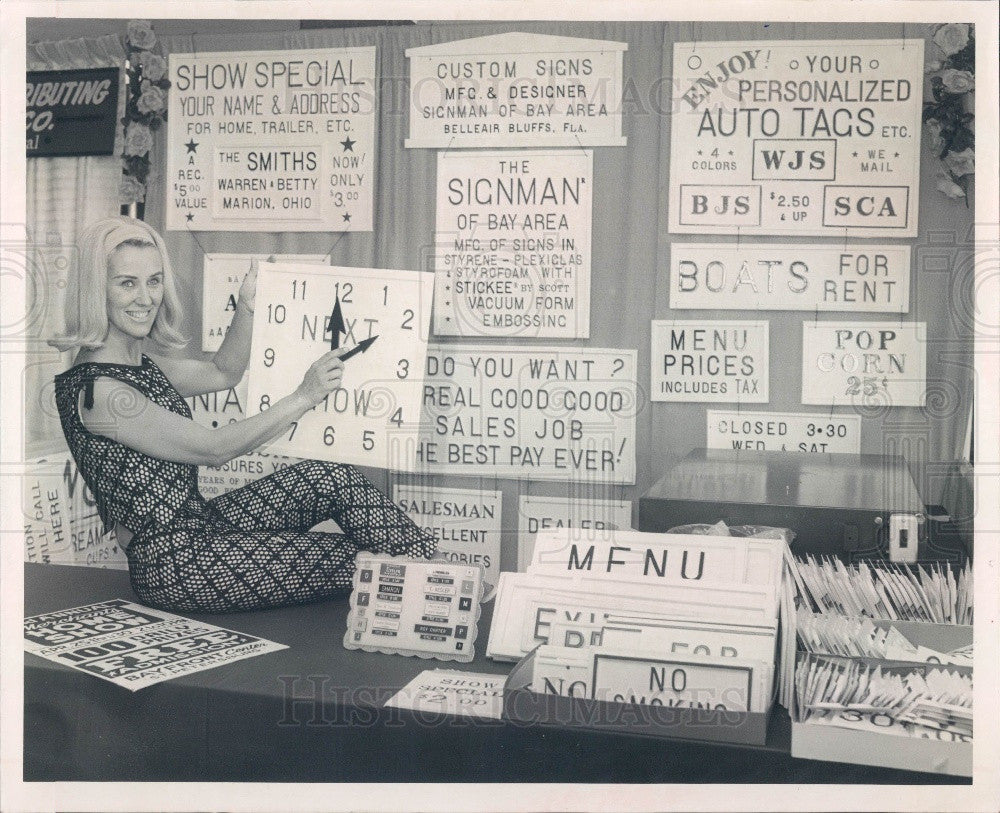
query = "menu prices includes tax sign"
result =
(418, 346, 637, 484)
(24, 600, 287, 691)
(670, 244, 910, 313)
(650, 320, 769, 403)
(406, 33, 627, 148)
(434, 150, 592, 338)
(166, 47, 376, 231)
(801, 322, 926, 407)
(668, 40, 923, 237)
(706, 410, 861, 454)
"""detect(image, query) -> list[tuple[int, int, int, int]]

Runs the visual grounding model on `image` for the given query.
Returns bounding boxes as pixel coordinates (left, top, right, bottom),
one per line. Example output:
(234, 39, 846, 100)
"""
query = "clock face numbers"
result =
(248, 262, 433, 470)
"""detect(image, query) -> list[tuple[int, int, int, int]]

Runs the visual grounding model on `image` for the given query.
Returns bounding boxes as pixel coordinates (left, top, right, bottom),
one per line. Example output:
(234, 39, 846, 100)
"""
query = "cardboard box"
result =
(502, 648, 771, 746)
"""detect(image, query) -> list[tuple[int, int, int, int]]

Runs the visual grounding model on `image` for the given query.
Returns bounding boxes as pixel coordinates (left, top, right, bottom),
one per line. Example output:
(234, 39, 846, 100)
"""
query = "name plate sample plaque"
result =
(344, 553, 485, 662)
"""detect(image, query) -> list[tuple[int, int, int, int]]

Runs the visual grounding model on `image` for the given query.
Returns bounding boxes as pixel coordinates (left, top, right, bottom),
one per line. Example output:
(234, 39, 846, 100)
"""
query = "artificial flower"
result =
(123, 121, 153, 156)
(137, 80, 167, 114)
(932, 23, 970, 56)
(935, 172, 965, 200)
(939, 68, 975, 94)
(127, 20, 157, 50)
(136, 51, 167, 82)
(943, 147, 975, 177)
(924, 119, 945, 154)
(119, 174, 146, 204)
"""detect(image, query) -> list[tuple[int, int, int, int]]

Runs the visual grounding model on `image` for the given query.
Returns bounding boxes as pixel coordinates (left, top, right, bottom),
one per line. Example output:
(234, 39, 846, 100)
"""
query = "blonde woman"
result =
(51, 216, 435, 613)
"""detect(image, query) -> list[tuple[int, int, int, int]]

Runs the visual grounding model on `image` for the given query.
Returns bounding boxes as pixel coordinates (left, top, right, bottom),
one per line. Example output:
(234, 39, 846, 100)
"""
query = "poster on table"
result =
(393, 484, 502, 588)
(668, 40, 923, 237)
(247, 262, 433, 471)
(650, 320, 769, 403)
(418, 346, 637, 484)
(405, 32, 627, 148)
(384, 669, 506, 719)
(706, 409, 862, 454)
(669, 244, 911, 313)
(801, 322, 926, 407)
(24, 600, 287, 691)
(433, 150, 592, 338)
(23, 454, 125, 569)
(166, 47, 376, 231)
(202, 253, 328, 351)
(517, 494, 632, 571)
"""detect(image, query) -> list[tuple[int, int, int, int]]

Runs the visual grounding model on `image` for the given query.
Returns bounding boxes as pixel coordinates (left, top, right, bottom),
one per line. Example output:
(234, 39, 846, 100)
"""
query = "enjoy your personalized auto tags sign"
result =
(166, 47, 376, 231)
(668, 40, 923, 237)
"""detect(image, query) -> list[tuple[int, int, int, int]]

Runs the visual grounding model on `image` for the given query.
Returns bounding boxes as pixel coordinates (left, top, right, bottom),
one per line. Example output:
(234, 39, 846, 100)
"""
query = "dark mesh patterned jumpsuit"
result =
(54, 355, 436, 613)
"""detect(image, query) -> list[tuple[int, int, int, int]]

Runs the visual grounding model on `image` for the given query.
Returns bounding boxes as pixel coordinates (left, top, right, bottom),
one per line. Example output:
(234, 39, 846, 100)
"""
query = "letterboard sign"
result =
(668, 40, 923, 237)
(801, 322, 926, 407)
(650, 320, 769, 403)
(406, 32, 627, 148)
(434, 149, 592, 338)
(706, 409, 861, 454)
(166, 47, 376, 231)
(669, 243, 910, 313)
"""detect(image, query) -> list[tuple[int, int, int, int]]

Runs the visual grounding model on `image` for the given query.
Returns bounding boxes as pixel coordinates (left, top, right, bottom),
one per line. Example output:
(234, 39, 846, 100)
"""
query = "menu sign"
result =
(668, 40, 923, 237)
(166, 47, 376, 231)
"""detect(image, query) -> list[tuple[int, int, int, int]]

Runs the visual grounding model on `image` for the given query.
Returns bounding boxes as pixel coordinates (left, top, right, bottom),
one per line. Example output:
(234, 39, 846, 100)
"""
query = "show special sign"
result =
(405, 32, 627, 148)
(247, 262, 433, 471)
(434, 150, 592, 338)
(669, 243, 910, 313)
(668, 40, 923, 237)
(418, 346, 637, 484)
(706, 410, 861, 454)
(651, 320, 769, 403)
(517, 495, 632, 571)
(202, 254, 328, 351)
(166, 47, 376, 231)
(393, 485, 502, 587)
(801, 322, 926, 407)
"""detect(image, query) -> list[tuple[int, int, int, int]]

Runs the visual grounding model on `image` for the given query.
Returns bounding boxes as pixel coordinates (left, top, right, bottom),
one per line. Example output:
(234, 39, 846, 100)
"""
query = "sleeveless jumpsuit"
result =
(54, 355, 436, 613)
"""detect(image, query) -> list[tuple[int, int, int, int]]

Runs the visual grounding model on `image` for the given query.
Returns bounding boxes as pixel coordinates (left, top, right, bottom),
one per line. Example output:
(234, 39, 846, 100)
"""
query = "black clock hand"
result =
(328, 296, 346, 350)
(340, 335, 378, 361)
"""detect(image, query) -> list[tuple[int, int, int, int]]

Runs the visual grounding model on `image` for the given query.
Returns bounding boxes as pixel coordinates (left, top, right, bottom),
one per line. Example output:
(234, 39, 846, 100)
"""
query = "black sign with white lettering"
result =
(27, 68, 121, 157)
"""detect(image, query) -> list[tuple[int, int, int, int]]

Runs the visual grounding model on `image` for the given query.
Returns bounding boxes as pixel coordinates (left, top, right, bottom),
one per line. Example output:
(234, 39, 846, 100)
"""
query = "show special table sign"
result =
(166, 47, 376, 231)
(434, 150, 592, 338)
(406, 33, 627, 148)
(668, 40, 923, 237)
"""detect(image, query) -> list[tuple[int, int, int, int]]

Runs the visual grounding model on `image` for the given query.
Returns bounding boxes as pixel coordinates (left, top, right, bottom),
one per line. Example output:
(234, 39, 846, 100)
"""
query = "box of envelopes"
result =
(502, 644, 772, 746)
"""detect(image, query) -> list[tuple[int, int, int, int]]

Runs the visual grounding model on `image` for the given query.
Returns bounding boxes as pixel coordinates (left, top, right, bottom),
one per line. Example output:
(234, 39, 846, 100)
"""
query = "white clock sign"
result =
(247, 262, 433, 471)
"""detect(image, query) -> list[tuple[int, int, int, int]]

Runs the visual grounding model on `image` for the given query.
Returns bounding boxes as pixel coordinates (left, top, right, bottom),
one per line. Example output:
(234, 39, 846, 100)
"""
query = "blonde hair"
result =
(49, 216, 187, 352)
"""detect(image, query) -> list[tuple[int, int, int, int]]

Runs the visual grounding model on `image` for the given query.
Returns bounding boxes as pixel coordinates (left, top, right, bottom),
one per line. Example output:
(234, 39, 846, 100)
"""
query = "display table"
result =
(24, 564, 966, 784)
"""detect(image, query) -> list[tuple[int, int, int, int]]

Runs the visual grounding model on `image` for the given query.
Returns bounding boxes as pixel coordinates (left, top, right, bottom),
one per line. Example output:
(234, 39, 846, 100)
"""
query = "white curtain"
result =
(26, 33, 126, 457)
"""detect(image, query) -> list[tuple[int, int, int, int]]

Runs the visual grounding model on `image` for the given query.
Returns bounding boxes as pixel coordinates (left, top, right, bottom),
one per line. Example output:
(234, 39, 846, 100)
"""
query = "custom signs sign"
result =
(27, 68, 121, 156)
(384, 669, 506, 719)
(202, 254, 328, 351)
(434, 150, 592, 338)
(517, 495, 631, 571)
(419, 346, 637, 484)
(406, 32, 627, 148)
(668, 40, 923, 237)
(801, 322, 926, 407)
(650, 320, 769, 402)
(24, 600, 287, 691)
(393, 485, 502, 587)
(670, 244, 910, 313)
(247, 262, 433, 471)
(528, 529, 786, 589)
(344, 553, 485, 662)
(23, 454, 125, 569)
(166, 47, 376, 231)
(706, 410, 861, 454)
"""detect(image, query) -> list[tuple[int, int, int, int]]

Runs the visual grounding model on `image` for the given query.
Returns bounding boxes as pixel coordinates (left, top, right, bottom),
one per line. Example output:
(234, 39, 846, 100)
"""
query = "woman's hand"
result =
(296, 349, 345, 406)
(237, 256, 270, 313)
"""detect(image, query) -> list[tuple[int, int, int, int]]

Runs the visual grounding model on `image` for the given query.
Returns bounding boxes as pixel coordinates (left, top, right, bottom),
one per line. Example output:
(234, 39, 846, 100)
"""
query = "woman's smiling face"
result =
(105, 243, 164, 342)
